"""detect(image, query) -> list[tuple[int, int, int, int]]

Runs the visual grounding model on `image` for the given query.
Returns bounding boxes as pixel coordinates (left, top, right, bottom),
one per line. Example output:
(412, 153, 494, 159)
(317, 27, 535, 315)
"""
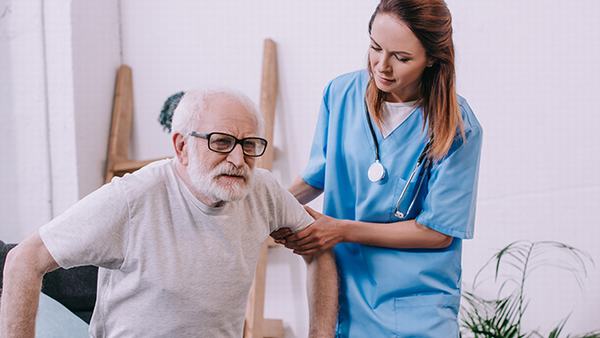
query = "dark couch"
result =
(0, 240, 98, 323)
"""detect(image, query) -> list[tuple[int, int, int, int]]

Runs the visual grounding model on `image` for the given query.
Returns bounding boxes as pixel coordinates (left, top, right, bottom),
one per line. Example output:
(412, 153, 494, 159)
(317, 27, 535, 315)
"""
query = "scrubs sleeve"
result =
(416, 119, 483, 240)
(302, 83, 333, 190)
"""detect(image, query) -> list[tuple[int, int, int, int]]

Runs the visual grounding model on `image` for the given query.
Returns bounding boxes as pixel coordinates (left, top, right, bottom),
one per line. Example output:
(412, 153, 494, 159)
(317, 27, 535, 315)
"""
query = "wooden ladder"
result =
(104, 65, 156, 183)
(243, 38, 284, 338)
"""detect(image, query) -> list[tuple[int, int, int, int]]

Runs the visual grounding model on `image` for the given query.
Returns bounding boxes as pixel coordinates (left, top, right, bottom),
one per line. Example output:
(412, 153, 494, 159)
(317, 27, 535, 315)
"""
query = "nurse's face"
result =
(368, 13, 430, 103)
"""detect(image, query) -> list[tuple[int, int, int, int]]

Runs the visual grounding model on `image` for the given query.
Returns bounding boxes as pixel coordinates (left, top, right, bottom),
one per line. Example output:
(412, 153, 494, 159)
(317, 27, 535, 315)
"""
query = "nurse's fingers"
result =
(294, 246, 321, 256)
(270, 227, 293, 240)
(294, 242, 331, 256)
(304, 206, 322, 219)
(288, 232, 318, 246)
(296, 235, 332, 251)
(282, 237, 311, 250)
(286, 226, 313, 242)
(283, 242, 300, 250)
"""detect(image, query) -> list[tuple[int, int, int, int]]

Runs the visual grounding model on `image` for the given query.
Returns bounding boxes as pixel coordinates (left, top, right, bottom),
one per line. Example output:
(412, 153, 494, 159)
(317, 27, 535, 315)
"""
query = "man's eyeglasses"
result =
(189, 131, 268, 157)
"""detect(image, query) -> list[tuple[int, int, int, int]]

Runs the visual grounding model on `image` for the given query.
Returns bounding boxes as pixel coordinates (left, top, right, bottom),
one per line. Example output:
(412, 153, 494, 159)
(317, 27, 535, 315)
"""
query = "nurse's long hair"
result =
(366, 0, 464, 159)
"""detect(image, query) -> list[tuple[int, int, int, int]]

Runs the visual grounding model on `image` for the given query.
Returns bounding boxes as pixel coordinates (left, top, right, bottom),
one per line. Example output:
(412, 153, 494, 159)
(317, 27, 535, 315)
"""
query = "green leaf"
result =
(462, 240, 597, 338)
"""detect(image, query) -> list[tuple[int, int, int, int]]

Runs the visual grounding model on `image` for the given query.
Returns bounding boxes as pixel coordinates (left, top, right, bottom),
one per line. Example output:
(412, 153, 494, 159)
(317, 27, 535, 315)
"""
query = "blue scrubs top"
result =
(303, 70, 483, 338)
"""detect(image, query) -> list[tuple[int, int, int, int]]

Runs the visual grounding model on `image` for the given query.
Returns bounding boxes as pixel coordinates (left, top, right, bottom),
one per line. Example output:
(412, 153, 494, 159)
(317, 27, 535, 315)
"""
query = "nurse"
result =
(274, 0, 482, 336)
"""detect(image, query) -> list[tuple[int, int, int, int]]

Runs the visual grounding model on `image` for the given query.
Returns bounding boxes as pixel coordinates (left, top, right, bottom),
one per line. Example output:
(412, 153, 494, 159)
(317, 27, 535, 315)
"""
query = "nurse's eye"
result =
(394, 54, 411, 63)
(370, 45, 382, 52)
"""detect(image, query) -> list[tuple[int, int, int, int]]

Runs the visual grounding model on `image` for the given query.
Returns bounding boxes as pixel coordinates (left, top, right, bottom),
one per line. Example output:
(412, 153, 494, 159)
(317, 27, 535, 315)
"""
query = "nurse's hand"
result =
(270, 227, 294, 243)
(282, 206, 345, 256)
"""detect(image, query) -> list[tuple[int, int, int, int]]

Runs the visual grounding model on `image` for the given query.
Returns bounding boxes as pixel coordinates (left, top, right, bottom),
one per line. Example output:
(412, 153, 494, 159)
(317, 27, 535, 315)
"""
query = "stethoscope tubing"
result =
(364, 99, 432, 219)
(394, 155, 431, 219)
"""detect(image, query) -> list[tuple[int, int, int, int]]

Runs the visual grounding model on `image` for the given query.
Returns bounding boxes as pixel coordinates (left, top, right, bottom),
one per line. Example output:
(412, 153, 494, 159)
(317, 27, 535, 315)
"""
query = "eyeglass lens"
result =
(208, 133, 266, 156)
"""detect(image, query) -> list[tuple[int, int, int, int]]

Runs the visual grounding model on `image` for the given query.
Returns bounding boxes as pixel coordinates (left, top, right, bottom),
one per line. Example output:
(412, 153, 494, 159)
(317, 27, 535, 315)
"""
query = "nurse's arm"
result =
(343, 219, 453, 249)
(288, 177, 322, 205)
(285, 214, 453, 255)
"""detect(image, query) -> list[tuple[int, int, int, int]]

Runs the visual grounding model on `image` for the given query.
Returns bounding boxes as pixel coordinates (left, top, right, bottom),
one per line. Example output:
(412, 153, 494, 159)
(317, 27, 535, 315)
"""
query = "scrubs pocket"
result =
(393, 294, 459, 338)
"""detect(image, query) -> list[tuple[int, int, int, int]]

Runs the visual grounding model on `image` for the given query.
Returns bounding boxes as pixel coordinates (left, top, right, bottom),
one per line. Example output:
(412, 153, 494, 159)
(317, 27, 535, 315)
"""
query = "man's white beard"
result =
(187, 148, 253, 203)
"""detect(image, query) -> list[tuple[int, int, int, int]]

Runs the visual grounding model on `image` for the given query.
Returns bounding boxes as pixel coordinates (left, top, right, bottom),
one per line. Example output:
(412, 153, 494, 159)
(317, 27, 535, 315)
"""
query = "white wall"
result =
(450, 1, 600, 333)
(70, 0, 121, 198)
(0, 0, 121, 235)
(0, 0, 21, 242)
(0, 0, 121, 241)
(0, 0, 53, 242)
(120, 0, 600, 336)
(44, 0, 121, 213)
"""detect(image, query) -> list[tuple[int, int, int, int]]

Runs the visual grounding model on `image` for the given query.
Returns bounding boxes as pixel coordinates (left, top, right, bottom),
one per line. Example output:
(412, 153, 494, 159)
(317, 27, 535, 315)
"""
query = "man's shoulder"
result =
(250, 168, 279, 192)
(111, 158, 174, 198)
(245, 169, 289, 207)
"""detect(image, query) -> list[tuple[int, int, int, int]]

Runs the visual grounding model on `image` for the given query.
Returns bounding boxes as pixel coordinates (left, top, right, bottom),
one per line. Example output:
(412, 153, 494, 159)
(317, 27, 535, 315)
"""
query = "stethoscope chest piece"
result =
(368, 160, 386, 183)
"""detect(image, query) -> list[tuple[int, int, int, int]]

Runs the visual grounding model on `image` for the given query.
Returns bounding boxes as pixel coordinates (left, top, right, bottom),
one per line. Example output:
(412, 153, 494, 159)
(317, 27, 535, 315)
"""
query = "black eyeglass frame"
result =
(189, 131, 268, 157)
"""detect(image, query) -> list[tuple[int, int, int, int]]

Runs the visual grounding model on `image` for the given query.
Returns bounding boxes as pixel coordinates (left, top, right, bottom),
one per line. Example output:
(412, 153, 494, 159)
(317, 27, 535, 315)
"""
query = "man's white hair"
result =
(171, 89, 264, 137)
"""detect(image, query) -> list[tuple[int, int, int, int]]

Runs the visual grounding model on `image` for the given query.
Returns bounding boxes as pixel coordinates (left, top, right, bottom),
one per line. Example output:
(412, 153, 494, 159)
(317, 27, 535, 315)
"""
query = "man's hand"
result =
(273, 206, 346, 256)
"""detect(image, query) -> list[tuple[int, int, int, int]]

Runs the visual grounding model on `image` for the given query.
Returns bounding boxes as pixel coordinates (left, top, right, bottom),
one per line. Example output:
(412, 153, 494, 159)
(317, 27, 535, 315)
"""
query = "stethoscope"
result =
(364, 100, 433, 219)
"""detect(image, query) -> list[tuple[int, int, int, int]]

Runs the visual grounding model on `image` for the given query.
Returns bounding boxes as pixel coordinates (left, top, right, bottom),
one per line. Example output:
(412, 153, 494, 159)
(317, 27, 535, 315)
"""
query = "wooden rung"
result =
(263, 319, 284, 338)
(112, 158, 162, 173)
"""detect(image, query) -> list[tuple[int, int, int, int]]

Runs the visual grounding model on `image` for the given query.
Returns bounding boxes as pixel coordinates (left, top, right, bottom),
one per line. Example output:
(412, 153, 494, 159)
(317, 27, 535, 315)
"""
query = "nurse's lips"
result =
(376, 74, 395, 85)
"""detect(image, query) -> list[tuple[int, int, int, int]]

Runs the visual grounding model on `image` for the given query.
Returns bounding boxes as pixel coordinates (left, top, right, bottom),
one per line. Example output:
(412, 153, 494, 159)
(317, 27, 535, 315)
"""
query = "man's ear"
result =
(172, 132, 189, 166)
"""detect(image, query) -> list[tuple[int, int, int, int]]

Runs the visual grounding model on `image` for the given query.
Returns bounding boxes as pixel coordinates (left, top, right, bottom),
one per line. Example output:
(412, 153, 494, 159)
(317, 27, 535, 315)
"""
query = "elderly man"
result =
(0, 90, 337, 337)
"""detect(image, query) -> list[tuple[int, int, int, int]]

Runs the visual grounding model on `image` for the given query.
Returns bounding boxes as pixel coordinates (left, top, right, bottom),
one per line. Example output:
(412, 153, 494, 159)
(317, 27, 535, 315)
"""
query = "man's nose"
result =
(226, 143, 246, 167)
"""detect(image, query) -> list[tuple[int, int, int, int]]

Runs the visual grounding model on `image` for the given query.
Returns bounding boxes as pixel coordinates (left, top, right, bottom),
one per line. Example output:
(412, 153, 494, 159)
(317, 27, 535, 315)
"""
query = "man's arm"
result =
(286, 177, 337, 337)
(303, 251, 338, 338)
(0, 232, 59, 338)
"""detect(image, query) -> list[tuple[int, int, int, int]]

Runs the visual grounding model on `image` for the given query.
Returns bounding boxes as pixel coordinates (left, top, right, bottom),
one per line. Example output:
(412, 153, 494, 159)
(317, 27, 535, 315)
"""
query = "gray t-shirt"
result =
(39, 159, 313, 338)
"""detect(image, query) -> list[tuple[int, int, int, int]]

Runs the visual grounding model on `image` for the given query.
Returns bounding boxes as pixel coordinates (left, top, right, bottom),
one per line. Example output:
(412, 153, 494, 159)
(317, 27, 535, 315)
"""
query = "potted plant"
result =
(460, 240, 599, 338)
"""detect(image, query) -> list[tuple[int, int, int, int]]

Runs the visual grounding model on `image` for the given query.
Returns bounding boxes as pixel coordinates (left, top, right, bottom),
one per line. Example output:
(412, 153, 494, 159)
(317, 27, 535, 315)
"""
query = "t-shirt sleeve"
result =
(416, 112, 483, 239)
(271, 186, 314, 234)
(39, 179, 130, 269)
(302, 82, 332, 190)
(259, 171, 314, 233)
